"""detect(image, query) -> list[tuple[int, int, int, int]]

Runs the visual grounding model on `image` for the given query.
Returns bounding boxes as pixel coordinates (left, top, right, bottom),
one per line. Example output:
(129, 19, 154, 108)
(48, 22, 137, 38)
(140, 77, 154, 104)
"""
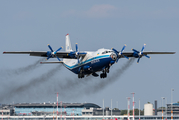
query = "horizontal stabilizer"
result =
(40, 61, 63, 64)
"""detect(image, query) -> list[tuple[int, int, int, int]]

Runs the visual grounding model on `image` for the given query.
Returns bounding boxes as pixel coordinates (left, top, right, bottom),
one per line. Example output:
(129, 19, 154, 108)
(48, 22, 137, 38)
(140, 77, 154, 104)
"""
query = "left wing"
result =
(111, 44, 175, 63)
(121, 51, 176, 57)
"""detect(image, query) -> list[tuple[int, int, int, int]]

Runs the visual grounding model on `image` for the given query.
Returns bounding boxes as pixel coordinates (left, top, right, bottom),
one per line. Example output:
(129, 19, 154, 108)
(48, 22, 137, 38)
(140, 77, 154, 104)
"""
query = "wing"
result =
(121, 51, 176, 58)
(40, 61, 63, 64)
(3, 51, 87, 59)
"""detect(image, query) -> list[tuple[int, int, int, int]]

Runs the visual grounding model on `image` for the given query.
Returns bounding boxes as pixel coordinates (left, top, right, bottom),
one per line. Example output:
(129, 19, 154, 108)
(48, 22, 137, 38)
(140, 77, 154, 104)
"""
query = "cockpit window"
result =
(102, 51, 112, 54)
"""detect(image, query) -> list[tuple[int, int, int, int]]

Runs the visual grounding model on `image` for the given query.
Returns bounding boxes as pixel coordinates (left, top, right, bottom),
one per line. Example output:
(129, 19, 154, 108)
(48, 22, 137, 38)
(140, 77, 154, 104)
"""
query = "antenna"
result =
(56, 92, 59, 120)
(127, 97, 130, 120)
(131, 93, 135, 120)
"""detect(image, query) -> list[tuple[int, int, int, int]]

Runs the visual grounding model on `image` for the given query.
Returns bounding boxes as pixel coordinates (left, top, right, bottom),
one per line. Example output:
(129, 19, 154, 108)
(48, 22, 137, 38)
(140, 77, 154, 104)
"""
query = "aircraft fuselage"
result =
(62, 48, 117, 78)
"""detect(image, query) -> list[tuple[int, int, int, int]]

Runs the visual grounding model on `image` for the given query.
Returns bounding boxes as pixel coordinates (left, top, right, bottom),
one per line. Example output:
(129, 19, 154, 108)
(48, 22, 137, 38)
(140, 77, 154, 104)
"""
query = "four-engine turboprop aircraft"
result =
(3, 34, 175, 78)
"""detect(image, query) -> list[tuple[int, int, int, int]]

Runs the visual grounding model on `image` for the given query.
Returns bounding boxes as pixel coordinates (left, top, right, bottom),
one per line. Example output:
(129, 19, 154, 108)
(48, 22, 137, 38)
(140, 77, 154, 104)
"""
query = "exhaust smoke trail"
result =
(84, 58, 135, 94)
(0, 65, 62, 102)
(0, 58, 134, 102)
(0, 58, 45, 78)
(50, 58, 135, 99)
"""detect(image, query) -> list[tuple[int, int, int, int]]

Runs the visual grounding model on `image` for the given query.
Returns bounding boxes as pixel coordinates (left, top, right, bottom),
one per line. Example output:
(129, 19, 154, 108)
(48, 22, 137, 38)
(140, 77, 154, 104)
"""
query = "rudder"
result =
(66, 33, 72, 52)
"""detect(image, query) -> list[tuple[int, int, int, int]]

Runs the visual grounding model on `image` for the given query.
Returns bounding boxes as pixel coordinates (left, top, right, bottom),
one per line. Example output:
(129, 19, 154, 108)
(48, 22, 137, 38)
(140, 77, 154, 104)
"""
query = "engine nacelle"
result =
(132, 52, 139, 58)
(83, 66, 90, 71)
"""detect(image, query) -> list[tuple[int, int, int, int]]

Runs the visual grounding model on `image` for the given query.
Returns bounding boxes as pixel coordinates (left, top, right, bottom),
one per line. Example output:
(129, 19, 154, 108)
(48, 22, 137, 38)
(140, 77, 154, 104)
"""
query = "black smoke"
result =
(0, 65, 62, 103)
(47, 58, 135, 99)
(0, 58, 45, 78)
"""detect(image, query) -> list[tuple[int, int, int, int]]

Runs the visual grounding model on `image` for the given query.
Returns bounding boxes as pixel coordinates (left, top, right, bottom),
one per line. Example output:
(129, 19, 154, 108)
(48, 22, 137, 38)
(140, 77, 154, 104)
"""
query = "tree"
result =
(120, 109, 144, 115)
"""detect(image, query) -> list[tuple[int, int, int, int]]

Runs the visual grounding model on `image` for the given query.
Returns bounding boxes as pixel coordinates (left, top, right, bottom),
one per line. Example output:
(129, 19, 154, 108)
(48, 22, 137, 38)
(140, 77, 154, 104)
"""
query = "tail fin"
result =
(66, 34, 72, 51)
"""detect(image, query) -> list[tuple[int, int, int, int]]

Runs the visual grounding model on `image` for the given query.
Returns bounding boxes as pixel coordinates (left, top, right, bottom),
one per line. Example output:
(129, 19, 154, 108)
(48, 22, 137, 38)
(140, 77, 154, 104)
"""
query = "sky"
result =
(0, 0, 178, 110)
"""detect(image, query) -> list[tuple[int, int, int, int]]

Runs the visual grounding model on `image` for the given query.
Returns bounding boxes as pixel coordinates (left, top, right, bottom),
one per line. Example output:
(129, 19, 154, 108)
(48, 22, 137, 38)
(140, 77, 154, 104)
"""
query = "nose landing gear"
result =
(78, 73, 84, 78)
(78, 69, 85, 78)
(100, 67, 109, 78)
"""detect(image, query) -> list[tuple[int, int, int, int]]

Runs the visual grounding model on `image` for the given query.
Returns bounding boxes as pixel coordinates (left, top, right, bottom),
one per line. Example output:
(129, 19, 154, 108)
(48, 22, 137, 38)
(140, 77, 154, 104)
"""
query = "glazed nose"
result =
(110, 53, 117, 60)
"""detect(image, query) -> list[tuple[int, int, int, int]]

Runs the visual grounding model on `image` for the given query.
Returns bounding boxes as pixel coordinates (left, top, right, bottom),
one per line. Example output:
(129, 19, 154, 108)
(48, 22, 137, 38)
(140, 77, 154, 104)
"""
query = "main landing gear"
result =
(100, 67, 109, 78)
(100, 73, 107, 78)
(78, 70, 85, 78)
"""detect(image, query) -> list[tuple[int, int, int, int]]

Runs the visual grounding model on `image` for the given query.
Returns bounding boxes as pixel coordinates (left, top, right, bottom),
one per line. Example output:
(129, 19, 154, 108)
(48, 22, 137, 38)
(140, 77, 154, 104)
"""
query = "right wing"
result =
(40, 61, 63, 64)
(3, 51, 87, 59)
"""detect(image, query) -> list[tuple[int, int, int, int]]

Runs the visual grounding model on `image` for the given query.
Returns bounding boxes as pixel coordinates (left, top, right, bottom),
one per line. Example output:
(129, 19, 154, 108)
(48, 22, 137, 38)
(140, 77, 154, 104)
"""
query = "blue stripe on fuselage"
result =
(62, 55, 112, 74)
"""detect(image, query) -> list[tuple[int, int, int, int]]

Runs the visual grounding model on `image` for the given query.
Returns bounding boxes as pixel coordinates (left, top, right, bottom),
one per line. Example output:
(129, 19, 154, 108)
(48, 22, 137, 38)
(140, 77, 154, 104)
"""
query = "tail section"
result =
(66, 34, 72, 52)
(63, 33, 73, 63)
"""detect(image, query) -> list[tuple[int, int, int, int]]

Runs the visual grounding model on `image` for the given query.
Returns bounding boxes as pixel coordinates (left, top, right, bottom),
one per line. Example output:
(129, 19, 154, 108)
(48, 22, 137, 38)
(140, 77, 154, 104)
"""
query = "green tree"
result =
(120, 109, 144, 115)
(120, 110, 127, 115)
(113, 108, 119, 110)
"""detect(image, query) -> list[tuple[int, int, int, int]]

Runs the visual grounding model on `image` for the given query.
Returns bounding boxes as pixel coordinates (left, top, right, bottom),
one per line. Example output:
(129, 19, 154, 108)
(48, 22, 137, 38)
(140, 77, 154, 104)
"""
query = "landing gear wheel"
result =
(106, 68, 109, 73)
(100, 73, 107, 78)
(78, 73, 85, 78)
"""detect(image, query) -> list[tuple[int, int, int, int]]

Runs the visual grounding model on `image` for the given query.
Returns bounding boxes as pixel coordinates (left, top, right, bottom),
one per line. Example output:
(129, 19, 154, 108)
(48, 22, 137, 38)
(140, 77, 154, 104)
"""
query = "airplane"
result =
(3, 34, 175, 78)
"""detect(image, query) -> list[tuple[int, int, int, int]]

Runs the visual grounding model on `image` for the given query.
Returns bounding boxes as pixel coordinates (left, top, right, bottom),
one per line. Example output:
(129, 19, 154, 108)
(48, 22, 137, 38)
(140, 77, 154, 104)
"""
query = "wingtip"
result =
(129, 58, 130, 60)
(144, 43, 146, 45)
(124, 44, 127, 46)
(61, 46, 63, 48)
(66, 33, 69, 36)
(3, 51, 6, 54)
(40, 62, 42, 64)
(48, 44, 49, 46)
(131, 48, 133, 50)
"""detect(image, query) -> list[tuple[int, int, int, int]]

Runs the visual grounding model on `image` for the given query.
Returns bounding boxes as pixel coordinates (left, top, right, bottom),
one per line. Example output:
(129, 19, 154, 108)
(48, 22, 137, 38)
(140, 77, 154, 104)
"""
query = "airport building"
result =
(13, 102, 101, 116)
(157, 103, 179, 115)
(1, 102, 179, 120)
(0, 104, 14, 116)
(82, 107, 120, 116)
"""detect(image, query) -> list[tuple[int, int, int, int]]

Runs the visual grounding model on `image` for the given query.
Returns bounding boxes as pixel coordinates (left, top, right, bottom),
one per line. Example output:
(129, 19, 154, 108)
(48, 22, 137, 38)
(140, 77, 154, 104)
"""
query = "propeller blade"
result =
(116, 58, 119, 63)
(137, 57, 140, 64)
(56, 56, 61, 61)
(121, 44, 126, 52)
(132, 49, 139, 53)
(48, 44, 53, 52)
(76, 43, 78, 52)
(123, 55, 130, 60)
(56, 47, 63, 52)
(54, 47, 63, 54)
(143, 54, 151, 59)
(141, 44, 146, 52)
(111, 48, 119, 54)
(75, 43, 80, 63)
(46, 55, 52, 60)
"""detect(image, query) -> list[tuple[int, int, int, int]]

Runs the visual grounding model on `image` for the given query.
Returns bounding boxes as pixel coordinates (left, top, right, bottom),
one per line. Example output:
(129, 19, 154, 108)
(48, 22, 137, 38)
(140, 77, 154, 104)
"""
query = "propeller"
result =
(131, 44, 151, 64)
(67, 43, 86, 62)
(75, 43, 80, 63)
(46, 44, 63, 61)
(112, 44, 130, 62)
